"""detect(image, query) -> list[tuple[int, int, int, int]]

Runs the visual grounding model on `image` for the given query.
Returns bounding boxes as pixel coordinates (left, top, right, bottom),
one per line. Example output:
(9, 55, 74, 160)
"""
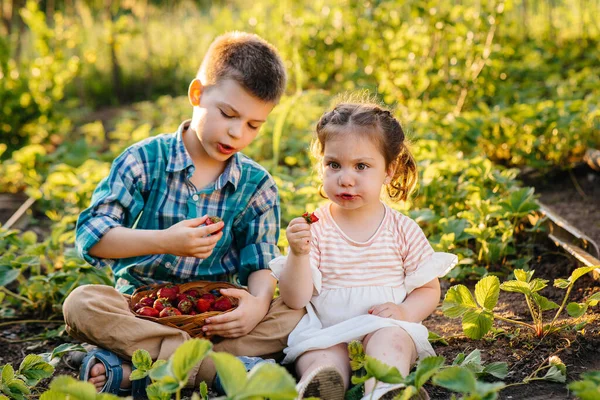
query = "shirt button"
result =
(192, 194, 199, 201)
(165, 262, 172, 268)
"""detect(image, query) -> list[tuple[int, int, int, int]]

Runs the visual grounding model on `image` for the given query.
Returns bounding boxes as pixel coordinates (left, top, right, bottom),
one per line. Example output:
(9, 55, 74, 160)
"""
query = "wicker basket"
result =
(129, 281, 242, 339)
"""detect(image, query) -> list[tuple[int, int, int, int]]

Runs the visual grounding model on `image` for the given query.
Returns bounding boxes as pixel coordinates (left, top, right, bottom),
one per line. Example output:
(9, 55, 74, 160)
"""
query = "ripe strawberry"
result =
(183, 289, 200, 298)
(176, 293, 195, 304)
(201, 293, 217, 302)
(136, 306, 160, 318)
(159, 307, 182, 318)
(302, 211, 319, 224)
(153, 298, 171, 313)
(189, 310, 197, 315)
(133, 296, 155, 311)
(211, 297, 233, 312)
(196, 298, 212, 313)
(206, 215, 224, 234)
(177, 298, 194, 314)
(157, 285, 179, 302)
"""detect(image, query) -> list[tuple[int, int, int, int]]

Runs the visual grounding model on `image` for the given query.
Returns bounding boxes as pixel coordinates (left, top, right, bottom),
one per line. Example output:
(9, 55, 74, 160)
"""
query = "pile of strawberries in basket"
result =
(132, 284, 234, 318)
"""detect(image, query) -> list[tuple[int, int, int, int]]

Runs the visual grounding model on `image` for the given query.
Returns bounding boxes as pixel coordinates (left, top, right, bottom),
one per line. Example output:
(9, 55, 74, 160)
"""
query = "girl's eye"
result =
(357, 163, 368, 170)
(248, 124, 259, 130)
(220, 110, 234, 119)
(327, 161, 340, 169)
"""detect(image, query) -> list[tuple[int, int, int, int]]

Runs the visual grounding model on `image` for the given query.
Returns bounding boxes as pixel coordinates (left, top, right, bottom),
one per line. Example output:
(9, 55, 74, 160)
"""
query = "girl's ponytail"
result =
(387, 143, 418, 202)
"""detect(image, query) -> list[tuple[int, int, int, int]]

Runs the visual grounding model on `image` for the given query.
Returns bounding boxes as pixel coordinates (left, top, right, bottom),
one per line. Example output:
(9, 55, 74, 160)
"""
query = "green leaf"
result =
(514, 269, 532, 282)
(348, 341, 366, 371)
(568, 379, 600, 400)
(171, 339, 212, 383)
(462, 309, 493, 339)
(132, 349, 153, 371)
(148, 360, 171, 382)
(475, 276, 500, 310)
(17, 355, 54, 386)
(542, 365, 566, 383)
(482, 362, 508, 379)
(2, 364, 15, 382)
(239, 362, 297, 399)
(529, 278, 549, 293)
(442, 285, 478, 318)
(364, 356, 404, 384)
(414, 356, 444, 388)
(49, 343, 87, 361)
(7, 379, 30, 398)
(129, 369, 148, 381)
(531, 293, 559, 311)
(432, 366, 477, 393)
(499, 187, 538, 217)
(554, 278, 570, 289)
(588, 292, 600, 306)
(208, 352, 247, 396)
(567, 302, 588, 318)
(146, 382, 172, 400)
(474, 380, 506, 397)
(500, 280, 531, 295)
(395, 386, 417, 400)
(569, 266, 598, 284)
(39, 391, 65, 400)
(427, 331, 448, 345)
(0, 267, 20, 287)
(199, 381, 208, 399)
(47, 375, 98, 399)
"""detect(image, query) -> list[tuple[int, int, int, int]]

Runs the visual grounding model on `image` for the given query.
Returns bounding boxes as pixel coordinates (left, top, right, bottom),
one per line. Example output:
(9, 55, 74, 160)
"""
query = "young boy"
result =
(63, 32, 305, 395)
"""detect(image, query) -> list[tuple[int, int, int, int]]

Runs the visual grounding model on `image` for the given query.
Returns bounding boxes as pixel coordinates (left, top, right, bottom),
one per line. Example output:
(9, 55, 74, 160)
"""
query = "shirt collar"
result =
(166, 120, 242, 191)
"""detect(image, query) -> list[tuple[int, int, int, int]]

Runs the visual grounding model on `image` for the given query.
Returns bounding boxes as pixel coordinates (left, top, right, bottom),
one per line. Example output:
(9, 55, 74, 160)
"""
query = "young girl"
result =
(269, 103, 457, 400)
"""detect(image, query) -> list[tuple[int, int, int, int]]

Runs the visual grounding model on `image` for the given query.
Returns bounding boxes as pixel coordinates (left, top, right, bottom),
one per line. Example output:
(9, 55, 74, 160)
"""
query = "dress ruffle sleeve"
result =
(404, 252, 457, 294)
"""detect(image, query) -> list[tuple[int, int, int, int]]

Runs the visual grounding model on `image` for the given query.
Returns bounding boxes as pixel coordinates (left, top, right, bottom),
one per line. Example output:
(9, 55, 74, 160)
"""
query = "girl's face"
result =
(321, 131, 392, 213)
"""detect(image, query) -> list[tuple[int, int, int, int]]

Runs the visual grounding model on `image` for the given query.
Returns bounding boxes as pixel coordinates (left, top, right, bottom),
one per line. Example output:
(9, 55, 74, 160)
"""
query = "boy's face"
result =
(188, 78, 275, 163)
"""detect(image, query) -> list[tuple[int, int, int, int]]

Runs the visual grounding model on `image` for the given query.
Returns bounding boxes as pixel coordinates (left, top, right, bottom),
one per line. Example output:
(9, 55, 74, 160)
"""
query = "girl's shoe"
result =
(363, 383, 430, 400)
(296, 365, 345, 400)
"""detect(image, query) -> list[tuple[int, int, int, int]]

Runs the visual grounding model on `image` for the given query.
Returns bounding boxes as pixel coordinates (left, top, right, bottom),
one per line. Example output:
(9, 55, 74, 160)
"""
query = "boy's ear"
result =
(188, 79, 204, 106)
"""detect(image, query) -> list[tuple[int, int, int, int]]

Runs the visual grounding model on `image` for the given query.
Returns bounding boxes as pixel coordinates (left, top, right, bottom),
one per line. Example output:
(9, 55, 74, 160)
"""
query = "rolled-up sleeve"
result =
(234, 176, 281, 285)
(75, 150, 146, 268)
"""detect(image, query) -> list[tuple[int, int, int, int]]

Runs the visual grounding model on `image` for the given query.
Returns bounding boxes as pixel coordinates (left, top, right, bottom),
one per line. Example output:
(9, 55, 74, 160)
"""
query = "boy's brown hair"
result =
(198, 32, 287, 103)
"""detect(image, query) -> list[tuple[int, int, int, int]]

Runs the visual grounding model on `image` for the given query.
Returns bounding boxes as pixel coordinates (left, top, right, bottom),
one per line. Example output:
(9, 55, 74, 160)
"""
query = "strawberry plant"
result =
(568, 371, 600, 400)
(128, 338, 297, 400)
(347, 341, 506, 400)
(442, 266, 600, 339)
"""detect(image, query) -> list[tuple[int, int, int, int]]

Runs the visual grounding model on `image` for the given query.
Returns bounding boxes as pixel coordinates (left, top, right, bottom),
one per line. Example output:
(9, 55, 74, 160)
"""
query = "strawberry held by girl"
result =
(272, 101, 457, 400)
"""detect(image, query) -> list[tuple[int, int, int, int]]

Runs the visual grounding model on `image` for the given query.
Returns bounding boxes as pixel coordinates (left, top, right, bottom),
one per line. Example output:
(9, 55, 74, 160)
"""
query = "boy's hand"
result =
(286, 217, 312, 256)
(202, 288, 269, 338)
(368, 302, 408, 321)
(162, 215, 224, 258)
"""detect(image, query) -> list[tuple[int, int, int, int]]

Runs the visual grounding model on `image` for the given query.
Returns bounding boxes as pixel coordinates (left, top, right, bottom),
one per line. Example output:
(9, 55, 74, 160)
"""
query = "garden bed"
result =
(425, 242, 600, 399)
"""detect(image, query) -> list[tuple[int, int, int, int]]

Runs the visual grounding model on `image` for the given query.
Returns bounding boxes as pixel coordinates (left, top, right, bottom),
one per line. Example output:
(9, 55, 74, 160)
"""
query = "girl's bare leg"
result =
(362, 327, 417, 394)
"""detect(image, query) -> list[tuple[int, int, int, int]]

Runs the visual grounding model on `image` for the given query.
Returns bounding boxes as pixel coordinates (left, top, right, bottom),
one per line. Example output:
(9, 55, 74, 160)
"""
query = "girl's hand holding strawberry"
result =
(161, 215, 224, 258)
(286, 217, 313, 256)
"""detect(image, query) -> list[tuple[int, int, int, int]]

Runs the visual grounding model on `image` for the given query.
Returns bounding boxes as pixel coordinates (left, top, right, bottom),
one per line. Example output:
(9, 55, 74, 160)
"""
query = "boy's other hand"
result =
(286, 217, 312, 256)
(162, 215, 224, 258)
(202, 288, 269, 338)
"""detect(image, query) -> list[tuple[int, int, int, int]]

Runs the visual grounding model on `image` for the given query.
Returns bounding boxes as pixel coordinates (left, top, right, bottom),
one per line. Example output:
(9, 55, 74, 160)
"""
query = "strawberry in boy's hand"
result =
(302, 212, 319, 224)
(206, 215, 224, 234)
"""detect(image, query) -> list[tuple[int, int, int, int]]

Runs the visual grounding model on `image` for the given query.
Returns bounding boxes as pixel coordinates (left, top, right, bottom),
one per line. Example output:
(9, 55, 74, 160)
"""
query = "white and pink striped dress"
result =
(270, 203, 457, 364)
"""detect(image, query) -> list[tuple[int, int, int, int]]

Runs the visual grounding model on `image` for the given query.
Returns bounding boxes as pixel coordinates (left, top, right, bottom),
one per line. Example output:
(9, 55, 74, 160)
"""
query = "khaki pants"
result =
(63, 284, 305, 386)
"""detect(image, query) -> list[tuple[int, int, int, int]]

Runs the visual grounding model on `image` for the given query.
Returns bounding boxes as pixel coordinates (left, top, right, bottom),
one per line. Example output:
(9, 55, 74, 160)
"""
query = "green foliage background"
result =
(0, 0, 599, 302)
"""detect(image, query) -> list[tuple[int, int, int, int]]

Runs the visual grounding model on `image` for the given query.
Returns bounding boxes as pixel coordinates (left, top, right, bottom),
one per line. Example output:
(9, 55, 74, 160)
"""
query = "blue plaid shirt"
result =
(76, 120, 281, 294)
